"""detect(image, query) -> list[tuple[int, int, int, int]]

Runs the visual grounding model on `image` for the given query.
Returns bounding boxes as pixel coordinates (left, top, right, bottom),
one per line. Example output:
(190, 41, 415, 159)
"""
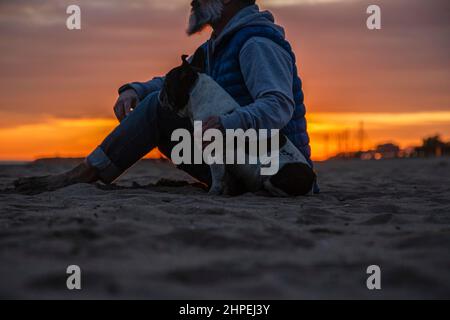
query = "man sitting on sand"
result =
(15, 0, 315, 195)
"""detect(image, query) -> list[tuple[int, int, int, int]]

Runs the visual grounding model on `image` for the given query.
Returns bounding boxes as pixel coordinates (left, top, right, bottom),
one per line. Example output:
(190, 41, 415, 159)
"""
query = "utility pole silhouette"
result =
(357, 121, 366, 151)
(336, 132, 342, 155)
(344, 129, 350, 157)
(323, 133, 330, 160)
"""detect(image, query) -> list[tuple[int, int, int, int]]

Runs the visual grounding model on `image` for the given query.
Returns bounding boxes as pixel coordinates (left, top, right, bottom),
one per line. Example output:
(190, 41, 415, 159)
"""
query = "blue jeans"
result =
(86, 91, 211, 186)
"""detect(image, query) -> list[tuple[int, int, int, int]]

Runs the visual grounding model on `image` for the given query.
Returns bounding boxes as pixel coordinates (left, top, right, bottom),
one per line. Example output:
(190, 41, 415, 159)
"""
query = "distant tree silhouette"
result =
(416, 135, 449, 157)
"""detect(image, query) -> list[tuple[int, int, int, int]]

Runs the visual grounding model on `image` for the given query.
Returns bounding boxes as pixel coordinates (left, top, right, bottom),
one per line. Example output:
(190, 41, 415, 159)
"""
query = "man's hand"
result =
(202, 116, 224, 149)
(113, 89, 139, 122)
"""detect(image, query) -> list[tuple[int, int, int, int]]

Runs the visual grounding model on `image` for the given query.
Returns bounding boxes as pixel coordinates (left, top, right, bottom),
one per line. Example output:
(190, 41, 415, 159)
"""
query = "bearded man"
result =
(15, 0, 316, 195)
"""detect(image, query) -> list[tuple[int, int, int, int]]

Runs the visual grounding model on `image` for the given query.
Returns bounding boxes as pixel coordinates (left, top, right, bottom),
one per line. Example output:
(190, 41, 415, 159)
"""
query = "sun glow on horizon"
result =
(1, 111, 450, 162)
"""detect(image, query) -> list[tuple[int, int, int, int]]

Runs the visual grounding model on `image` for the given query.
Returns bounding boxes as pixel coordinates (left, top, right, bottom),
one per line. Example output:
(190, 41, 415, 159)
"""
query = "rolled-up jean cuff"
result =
(86, 146, 123, 184)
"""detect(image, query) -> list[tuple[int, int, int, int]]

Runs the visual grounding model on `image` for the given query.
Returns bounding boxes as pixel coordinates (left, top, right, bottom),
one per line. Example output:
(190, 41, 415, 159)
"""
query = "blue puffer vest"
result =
(198, 25, 312, 167)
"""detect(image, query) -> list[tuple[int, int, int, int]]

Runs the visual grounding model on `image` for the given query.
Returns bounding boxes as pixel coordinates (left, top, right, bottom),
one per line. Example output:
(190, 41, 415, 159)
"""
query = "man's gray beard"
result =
(187, 0, 224, 35)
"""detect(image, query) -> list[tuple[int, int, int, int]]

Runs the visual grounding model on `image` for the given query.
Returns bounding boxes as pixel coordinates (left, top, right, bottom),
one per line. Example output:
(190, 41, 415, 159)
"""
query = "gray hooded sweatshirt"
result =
(120, 5, 296, 132)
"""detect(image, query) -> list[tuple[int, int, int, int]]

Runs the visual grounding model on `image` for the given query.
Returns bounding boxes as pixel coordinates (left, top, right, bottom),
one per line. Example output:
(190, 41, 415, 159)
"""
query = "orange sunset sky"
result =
(0, 0, 449, 161)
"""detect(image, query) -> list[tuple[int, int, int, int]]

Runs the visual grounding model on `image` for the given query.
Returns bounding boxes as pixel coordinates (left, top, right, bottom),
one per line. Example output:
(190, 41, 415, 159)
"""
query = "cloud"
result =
(0, 0, 448, 124)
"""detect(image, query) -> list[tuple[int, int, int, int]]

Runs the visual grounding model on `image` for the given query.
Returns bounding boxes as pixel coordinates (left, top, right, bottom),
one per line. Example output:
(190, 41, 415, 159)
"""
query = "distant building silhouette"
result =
(325, 125, 449, 161)
(375, 143, 400, 159)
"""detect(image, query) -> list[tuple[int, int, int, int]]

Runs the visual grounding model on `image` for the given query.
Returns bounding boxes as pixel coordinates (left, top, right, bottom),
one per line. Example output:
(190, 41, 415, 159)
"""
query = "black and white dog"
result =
(159, 51, 316, 196)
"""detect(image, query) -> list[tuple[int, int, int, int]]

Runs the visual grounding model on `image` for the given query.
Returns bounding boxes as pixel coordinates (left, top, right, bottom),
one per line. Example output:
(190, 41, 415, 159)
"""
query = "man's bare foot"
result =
(14, 162, 98, 195)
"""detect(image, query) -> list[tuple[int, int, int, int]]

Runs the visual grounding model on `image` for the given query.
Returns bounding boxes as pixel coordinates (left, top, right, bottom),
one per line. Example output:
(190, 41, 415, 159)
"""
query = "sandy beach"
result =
(0, 157, 449, 299)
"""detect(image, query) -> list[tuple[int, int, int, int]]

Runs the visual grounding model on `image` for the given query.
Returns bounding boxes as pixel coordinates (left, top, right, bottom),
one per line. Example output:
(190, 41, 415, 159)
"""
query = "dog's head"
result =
(160, 50, 205, 117)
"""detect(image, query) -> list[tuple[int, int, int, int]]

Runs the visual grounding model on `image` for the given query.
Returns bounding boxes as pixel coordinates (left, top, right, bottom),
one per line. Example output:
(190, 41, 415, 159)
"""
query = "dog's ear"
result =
(181, 55, 190, 67)
(180, 54, 192, 74)
(179, 54, 197, 81)
(190, 47, 205, 73)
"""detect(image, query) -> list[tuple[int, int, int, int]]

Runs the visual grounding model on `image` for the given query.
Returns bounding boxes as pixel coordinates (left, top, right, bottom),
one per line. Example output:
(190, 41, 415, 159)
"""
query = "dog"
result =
(159, 52, 316, 196)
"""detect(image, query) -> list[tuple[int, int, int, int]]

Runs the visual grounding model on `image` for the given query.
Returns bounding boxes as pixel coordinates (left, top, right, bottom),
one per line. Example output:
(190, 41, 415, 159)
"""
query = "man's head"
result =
(187, 0, 256, 35)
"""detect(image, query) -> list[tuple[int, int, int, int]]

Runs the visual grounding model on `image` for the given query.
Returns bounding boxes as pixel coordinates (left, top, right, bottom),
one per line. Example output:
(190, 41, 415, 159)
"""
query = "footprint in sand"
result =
(359, 213, 393, 225)
(369, 204, 400, 214)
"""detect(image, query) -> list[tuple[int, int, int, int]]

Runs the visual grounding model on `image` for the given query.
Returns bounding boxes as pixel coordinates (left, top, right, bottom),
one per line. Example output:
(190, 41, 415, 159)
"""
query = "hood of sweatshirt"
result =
(210, 4, 286, 52)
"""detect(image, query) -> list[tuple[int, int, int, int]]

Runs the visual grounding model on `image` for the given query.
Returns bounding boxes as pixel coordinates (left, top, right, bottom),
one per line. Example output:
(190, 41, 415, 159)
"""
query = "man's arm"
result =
(219, 37, 295, 131)
(118, 76, 165, 100)
(113, 76, 165, 122)
(118, 50, 203, 100)
(115, 50, 203, 122)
